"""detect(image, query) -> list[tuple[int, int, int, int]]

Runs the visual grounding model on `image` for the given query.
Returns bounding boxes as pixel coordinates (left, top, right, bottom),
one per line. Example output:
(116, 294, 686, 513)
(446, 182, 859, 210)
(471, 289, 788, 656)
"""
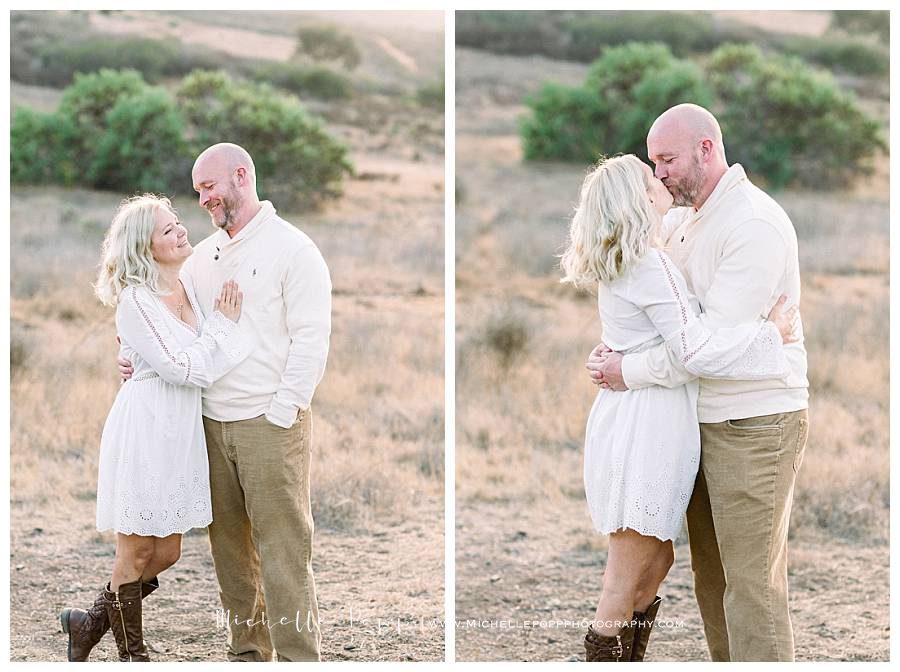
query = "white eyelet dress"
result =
(95, 273, 250, 537)
(583, 249, 790, 541)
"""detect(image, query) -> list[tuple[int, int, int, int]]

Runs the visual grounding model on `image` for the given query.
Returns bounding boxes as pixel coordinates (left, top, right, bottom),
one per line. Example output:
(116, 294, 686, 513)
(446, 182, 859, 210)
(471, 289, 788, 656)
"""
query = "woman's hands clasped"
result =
(767, 294, 799, 344)
(215, 280, 243, 323)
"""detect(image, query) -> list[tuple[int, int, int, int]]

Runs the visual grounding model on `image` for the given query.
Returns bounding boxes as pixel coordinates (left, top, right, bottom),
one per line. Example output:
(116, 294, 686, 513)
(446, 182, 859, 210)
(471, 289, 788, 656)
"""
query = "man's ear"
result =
(234, 166, 247, 185)
(699, 139, 714, 161)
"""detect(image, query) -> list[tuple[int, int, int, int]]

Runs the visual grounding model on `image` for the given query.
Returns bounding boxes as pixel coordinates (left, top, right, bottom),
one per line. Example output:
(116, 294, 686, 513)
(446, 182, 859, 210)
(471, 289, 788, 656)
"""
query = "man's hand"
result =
(116, 336, 134, 382)
(585, 342, 628, 391)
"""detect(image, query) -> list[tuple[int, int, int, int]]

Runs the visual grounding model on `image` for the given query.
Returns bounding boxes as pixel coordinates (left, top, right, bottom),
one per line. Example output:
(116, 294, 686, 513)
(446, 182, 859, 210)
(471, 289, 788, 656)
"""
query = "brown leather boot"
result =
(105, 578, 151, 661)
(630, 596, 662, 662)
(60, 577, 159, 662)
(584, 620, 636, 662)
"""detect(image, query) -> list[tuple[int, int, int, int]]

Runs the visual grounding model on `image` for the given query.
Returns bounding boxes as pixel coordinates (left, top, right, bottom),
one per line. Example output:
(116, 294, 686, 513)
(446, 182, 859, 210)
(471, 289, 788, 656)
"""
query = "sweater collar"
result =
(695, 164, 747, 217)
(216, 201, 276, 247)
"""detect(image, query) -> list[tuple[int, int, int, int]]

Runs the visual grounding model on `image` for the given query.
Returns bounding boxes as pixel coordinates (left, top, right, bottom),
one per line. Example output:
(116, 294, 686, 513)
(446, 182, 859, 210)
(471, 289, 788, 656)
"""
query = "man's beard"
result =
(668, 158, 705, 208)
(210, 190, 242, 231)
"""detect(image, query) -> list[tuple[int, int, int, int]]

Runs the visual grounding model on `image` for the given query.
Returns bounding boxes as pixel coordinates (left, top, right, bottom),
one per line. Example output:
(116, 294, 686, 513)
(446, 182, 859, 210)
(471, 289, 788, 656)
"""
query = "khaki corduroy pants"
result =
(686, 409, 809, 662)
(203, 410, 320, 662)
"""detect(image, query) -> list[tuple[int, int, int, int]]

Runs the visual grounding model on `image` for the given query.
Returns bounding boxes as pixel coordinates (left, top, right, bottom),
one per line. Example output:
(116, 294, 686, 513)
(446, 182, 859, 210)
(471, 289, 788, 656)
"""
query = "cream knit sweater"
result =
(621, 164, 809, 423)
(183, 201, 332, 428)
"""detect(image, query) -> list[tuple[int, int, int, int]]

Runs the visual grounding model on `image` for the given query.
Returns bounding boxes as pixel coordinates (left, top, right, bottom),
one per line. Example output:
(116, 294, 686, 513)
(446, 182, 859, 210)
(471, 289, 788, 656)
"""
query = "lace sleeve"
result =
(117, 286, 250, 387)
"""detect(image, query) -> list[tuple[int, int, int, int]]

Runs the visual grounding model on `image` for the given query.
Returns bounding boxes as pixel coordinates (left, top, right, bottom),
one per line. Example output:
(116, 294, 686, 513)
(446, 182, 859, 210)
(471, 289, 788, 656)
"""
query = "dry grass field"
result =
(454, 36, 889, 662)
(10, 10, 444, 662)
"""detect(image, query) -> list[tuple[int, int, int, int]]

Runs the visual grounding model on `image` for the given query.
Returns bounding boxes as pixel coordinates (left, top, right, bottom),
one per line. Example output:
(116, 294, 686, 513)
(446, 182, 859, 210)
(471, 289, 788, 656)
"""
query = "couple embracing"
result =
(59, 143, 331, 662)
(563, 104, 809, 662)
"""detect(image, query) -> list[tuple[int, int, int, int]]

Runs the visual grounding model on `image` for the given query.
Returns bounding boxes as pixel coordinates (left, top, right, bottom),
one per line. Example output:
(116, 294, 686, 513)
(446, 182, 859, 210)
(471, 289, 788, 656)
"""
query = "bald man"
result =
(119, 143, 331, 661)
(587, 104, 809, 661)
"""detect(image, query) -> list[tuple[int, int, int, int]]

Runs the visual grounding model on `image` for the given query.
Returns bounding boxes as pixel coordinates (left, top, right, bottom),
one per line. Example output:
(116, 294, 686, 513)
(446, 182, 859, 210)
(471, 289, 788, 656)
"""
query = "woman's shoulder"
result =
(117, 284, 160, 318)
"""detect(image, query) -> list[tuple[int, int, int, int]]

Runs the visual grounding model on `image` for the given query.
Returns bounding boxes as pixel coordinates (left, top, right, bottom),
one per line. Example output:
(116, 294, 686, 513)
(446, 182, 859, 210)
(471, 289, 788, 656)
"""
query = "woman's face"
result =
(642, 162, 674, 216)
(150, 208, 191, 266)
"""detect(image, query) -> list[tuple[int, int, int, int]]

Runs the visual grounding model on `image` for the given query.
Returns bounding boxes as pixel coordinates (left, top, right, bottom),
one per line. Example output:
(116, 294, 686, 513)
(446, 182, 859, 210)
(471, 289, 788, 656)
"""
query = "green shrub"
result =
(520, 84, 608, 162)
(562, 11, 718, 60)
(177, 70, 353, 209)
(34, 36, 222, 87)
(58, 69, 149, 143)
(773, 33, 889, 77)
(89, 89, 192, 194)
(295, 25, 361, 70)
(10, 108, 80, 185)
(250, 62, 353, 101)
(707, 44, 885, 189)
(522, 43, 711, 163)
(456, 11, 567, 58)
(520, 40, 884, 190)
(830, 10, 889, 43)
(416, 77, 445, 110)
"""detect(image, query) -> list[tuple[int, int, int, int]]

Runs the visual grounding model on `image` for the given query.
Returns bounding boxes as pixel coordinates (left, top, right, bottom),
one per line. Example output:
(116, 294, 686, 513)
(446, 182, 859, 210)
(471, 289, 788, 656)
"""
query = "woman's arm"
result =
(635, 250, 792, 381)
(116, 286, 249, 387)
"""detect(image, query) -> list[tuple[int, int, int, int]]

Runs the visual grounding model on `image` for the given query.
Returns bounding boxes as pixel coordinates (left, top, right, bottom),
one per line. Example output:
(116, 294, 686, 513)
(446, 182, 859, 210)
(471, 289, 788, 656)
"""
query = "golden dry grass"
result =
(11, 159, 444, 533)
(455, 47, 889, 546)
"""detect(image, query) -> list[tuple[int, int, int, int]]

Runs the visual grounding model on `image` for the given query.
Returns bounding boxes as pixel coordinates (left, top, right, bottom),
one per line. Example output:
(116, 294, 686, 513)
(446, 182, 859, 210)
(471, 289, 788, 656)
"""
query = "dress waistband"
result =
(131, 371, 160, 382)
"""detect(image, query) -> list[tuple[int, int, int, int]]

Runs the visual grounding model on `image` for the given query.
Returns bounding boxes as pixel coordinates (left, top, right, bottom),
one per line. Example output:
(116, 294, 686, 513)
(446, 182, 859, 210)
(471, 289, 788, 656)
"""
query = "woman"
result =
(560, 155, 797, 662)
(59, 194, 249, 661)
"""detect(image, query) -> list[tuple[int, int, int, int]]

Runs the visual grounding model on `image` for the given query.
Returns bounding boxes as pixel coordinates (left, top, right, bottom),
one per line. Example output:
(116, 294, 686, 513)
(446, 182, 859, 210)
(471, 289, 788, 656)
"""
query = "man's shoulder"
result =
(263, 213, 319, 253)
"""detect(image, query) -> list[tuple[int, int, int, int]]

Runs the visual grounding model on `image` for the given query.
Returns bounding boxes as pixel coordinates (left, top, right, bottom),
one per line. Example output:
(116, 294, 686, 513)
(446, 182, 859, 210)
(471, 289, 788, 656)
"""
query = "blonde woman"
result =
(560, 155, 798, 662)
(59, 195, 249, 661)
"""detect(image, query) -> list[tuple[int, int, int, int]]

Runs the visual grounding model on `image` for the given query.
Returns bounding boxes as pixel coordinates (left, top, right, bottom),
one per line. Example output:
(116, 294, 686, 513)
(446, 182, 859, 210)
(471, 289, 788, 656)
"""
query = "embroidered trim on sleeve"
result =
(129, 286, 191, 384)
(656, 251, 695, 362)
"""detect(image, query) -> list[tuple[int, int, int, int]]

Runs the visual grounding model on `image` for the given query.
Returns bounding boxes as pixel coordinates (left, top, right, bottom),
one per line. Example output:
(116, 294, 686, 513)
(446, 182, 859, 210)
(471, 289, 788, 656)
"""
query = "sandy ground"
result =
(454, 37, 889, 663)
(12, 497, 443, 662)
(455, 499, 888, 662)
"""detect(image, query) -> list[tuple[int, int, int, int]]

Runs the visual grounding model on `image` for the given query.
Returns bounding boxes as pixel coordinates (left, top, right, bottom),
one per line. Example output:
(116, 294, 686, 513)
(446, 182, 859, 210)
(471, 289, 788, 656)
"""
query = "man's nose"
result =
(654, 164, 666, 179)
(199, 191, 209, 207)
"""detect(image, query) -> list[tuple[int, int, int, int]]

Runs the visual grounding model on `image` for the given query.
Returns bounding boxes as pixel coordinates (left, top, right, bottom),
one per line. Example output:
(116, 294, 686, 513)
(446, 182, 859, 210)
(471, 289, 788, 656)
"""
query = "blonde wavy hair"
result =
(94, 194, 176, 307)
(560, 154, 662, 289)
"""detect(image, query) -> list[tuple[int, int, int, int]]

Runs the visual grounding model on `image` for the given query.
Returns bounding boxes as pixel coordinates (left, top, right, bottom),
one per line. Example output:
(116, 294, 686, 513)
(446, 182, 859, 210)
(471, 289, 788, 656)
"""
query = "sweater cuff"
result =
(621, 351, 653, 390)
(266, 397, 302, 429)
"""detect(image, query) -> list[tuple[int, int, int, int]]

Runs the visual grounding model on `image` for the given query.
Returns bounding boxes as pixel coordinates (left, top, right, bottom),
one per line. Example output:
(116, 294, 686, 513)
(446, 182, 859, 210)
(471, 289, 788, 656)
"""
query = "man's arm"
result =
(604, 220, 790, 391)
(265, 243, 332, 428)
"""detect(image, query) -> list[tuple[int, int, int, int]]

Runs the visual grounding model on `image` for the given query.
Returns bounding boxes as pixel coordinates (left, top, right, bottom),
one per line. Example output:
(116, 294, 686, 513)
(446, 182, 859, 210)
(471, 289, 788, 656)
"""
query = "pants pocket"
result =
(793, 417, 809, 473)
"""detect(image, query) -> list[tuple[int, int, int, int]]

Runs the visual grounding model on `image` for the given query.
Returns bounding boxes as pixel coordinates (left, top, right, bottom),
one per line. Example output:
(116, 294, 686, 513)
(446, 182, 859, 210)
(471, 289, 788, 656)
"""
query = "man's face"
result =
(192, 160, 244, 231)
(647, 131, 705, 208)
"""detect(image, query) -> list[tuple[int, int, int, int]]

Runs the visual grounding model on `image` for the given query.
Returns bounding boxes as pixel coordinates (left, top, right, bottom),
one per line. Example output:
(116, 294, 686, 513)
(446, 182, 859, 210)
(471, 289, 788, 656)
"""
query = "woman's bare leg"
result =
(110, 533, 155, 592)
(633, 541, 675, 613)
(141, 533, 182, 580)
(593, 529, 668, 635)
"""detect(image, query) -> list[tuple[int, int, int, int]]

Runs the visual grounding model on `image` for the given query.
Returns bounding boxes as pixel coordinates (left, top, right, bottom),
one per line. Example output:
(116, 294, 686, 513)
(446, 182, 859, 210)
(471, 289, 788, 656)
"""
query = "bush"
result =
(522, 43, 711, 163)
(89, 90, 192, 194)
(249, 62, 353, 101)
(177, 70, 353, 209)
(707, 44, 885, 189)
(58, 69, 149, 144)
(456, 11, 568, 58)
(295, 25, 361, 70)
(830, 10, 889, 43)
(773, 33, 889, 77)
(562, 11, 718, 60)
(520, 41, 885, 190)
(34, 36, 222, 87)
(416, 77, 445, 111)
(10, 108, 80, 185)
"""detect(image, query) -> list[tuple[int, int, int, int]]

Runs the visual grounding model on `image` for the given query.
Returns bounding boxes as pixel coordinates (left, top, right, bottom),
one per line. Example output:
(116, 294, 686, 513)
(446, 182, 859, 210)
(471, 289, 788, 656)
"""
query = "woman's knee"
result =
(153, 538, 182, 569)
(117, 537, 156, 569)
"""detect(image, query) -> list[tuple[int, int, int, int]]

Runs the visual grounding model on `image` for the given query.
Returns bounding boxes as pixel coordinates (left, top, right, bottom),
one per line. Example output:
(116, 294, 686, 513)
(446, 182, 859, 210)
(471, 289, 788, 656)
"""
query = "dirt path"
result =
(455, 499, 889, 662)
(11, 500, 443, 662)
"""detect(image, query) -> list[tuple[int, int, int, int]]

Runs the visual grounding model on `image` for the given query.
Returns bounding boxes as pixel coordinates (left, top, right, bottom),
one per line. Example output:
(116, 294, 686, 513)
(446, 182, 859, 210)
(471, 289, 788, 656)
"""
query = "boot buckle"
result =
(612, 634, 623, 659)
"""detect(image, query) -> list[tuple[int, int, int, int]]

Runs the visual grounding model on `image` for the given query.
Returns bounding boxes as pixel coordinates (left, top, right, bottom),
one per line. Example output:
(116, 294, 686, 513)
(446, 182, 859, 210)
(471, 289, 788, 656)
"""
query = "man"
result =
(121, 143, 331, 661)
(587, 104, 809, 661)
